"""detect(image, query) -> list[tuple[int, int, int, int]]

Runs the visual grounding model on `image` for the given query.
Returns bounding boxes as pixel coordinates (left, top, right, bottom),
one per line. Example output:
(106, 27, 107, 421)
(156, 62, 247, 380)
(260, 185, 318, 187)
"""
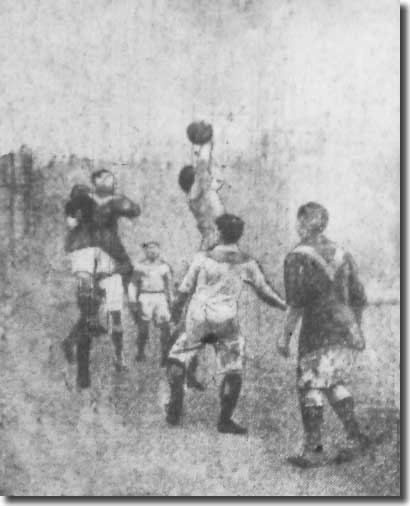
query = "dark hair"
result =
(178, 165, 195, 193)
(91, 169, 112, 184)
(215, 214, 245, 244)
(70, 184, 90, 200)
(65, 193, 95, 223)
(297, 202, 329, 233)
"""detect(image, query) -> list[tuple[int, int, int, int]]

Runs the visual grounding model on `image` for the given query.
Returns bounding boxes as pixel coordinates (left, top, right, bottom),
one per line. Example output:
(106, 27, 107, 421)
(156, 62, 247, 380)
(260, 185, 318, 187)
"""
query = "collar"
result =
(91, 193, 115, 205)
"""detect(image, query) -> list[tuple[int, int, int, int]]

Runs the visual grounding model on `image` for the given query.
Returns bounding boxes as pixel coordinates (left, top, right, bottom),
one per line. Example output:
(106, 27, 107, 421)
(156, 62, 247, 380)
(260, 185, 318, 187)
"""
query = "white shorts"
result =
(138, 293, 171, 325)
(168, 300, 244, 375)
(298, 345, 357, 391)
(69, 247, 123, 312)
(99, 274, 123, 312)
(69, 247, 116, 276)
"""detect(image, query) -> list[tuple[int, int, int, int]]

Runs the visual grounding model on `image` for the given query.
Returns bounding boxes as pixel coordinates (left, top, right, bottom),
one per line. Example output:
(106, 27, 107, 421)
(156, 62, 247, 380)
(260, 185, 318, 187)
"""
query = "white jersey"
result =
(134, 260, 172, 293)
(179, 244, 283, 321)
(187, 157, 225, 249)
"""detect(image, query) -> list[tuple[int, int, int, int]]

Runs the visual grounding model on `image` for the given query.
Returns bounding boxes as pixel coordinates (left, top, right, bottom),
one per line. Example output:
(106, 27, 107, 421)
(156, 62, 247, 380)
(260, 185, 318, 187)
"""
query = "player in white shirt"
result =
(178, 141, 225, 251)
(129, 242, 173, 366)
(166, 214, 287, 434)
(177, 141, 226, 388)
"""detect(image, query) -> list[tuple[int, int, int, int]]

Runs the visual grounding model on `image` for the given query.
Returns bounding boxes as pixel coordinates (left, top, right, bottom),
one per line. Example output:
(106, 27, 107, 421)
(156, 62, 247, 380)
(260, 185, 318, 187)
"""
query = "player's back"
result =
(185, 245, 260, 309)
(187, 157, 225, 238)
(285, 236, 367, 356)
(188, 188, 225, 235)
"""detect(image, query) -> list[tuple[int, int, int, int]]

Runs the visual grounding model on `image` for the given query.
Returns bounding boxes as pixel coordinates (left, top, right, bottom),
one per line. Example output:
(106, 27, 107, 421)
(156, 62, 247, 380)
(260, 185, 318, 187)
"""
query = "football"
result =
(186, 121, 213, 145)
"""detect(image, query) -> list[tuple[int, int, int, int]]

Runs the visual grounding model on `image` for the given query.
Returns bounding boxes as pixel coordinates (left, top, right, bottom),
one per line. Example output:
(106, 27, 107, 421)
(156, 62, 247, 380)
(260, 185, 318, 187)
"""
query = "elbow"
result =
(273, 297, 287, 311)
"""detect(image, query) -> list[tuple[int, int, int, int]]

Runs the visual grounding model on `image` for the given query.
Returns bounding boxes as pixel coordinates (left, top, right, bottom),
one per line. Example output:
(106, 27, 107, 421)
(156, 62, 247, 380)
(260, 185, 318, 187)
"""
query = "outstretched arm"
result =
(277, 252, 307, 358)
(277, 307, 303, 357)
(345, 252, 367, 324)
(245, 260, 287, 311)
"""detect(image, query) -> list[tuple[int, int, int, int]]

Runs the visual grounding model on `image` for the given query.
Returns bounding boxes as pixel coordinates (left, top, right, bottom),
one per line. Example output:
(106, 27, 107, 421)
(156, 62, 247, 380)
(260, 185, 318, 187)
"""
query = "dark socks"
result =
(159, 324, 171, 367)
(76, 325, 92, 389)
(136, 322, 149, 360)
(301, 405, 324, 452)
(331, 397, 361, 440)
(110, 311, 124, 366)
(219, 373, 242, 424)
(166, 360, 185, 425)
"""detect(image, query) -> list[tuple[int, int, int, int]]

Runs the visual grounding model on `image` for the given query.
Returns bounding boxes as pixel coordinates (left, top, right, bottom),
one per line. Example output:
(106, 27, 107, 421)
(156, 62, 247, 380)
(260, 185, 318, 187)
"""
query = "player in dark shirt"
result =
(63, 171, 140, 386)
(278, 202, 369, 467)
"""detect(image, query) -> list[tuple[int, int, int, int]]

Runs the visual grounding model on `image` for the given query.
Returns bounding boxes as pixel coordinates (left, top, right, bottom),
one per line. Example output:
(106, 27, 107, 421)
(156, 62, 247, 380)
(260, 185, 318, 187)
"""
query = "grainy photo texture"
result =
(0, 0, 400, 497)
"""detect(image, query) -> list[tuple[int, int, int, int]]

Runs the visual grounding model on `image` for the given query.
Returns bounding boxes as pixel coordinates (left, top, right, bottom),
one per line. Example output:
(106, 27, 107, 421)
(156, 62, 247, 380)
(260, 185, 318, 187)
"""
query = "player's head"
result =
(91, 169, 116, 195)
(296, 202, 329, 239)
(142, 241, 160, 261)
(178, 165, 195, 194)
(70, 184, 90, 200)
(215, 214, 245, 244)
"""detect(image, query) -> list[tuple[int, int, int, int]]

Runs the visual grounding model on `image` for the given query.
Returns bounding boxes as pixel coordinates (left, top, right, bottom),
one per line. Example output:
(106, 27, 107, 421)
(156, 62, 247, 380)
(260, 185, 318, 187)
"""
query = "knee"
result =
(221, 372, 242, 397)
(166, 359, 186, 384)
(300, 388, 325, 408)
(327, 384, 352, 405)
(158, 321, 170, 331)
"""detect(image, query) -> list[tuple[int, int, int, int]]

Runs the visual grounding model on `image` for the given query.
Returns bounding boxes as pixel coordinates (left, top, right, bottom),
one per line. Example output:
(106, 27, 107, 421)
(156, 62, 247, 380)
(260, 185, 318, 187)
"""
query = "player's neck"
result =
(146, 258, 160, 264)
(301, 234, 327, 246)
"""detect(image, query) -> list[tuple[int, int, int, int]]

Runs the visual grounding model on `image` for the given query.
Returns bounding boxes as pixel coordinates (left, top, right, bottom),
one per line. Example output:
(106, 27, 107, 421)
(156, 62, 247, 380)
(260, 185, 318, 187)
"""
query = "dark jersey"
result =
(64, 188, 140, 279)
(92, 194, 140, 277)
(284, 237, 367, 358)
(64, 190, 97, 252)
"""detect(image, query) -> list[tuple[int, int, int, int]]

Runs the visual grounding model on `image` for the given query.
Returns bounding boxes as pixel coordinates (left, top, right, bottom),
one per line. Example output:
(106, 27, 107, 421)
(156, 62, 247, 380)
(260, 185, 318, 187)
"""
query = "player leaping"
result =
(176, 122, 226, 389)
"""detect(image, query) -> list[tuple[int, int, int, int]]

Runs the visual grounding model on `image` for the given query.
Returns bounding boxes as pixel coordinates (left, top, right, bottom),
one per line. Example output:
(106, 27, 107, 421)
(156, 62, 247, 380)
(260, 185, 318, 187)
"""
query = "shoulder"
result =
(160, 261, 172, 273)
(285, 247, 306, 265)
(134, 259, 148, 270)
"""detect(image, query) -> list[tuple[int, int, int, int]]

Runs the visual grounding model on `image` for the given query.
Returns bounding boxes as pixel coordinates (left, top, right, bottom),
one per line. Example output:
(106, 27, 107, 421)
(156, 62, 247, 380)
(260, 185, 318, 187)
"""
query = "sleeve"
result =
(64, 200, 75, 217)
(178, 254, 203, 294)
(245, 260, 286, 310)
(112, 195, 141, 218)
(284, 253, 308, 308)
(345, 252, 367, 308)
